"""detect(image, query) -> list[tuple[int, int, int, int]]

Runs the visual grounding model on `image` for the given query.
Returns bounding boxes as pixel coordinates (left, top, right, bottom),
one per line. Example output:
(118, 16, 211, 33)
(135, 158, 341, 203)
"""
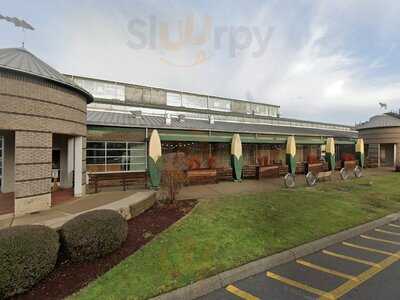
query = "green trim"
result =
(286, 154, 296, 175)
(148, 157, 162, 188)
(326, 153, 336, 171)
(231, 155, 243, 180)
(356, 152, 365, 169)
(160, 133, 327, 144)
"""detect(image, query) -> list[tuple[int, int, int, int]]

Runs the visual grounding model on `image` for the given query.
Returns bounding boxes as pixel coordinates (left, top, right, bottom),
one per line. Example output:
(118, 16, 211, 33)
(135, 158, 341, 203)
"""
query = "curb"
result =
(151, 212, 400, 300)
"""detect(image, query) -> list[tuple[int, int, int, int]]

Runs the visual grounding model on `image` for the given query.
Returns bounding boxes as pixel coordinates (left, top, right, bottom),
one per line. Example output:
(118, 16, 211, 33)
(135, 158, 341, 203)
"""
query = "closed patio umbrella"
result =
(355, 138, 365, 168)
(148, 129, 162, 188)
(286, 136, 296, 175)
(231, 133, 243, 181)
(326, 137, 336, 171)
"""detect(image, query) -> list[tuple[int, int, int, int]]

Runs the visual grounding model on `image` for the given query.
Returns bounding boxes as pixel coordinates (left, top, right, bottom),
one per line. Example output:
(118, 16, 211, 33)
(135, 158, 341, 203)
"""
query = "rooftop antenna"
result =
(0, 14, 35, 48)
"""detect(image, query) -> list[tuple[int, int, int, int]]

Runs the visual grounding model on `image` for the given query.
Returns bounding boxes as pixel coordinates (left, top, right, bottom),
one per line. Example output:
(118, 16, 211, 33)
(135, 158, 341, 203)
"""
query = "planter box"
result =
(256, 165, 280, 179)
(187, 169, 217, 185)
(305, 162, 323, 174)
(343, 160, 357, 170)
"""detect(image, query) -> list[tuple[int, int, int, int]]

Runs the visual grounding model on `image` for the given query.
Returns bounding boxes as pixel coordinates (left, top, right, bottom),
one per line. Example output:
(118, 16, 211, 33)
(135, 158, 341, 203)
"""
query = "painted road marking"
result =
(225, 284, 260, 300)
(296, 259, 358, 281)
(319, 250, 400, 299)
(388, 223, 400, 229)
(360, 234, 400, 246)
(322, 250, 381, 267)
(375, 228, 400, 236)
(342, 241, 400, 258)
(266, 271, 335, 300)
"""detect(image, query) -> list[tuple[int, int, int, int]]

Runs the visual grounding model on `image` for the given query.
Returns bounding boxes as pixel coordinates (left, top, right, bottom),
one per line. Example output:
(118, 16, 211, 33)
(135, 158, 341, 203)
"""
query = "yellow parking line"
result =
(321, 250, 400, 299)
(225, 284, 260, 300)
(389, 223, 400, 229)
(266, 271, 335, 300)
(360, 234, 400, 246)
(322, 250, 380, 267)
(342, 241, 399, 257)
(375, 228, 400, 236)
(296, 259, 358, 281)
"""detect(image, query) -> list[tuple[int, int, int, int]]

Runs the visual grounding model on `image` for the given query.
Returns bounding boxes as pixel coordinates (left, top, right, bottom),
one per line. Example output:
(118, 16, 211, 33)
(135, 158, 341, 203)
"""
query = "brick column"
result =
(14, 131, 52, 215)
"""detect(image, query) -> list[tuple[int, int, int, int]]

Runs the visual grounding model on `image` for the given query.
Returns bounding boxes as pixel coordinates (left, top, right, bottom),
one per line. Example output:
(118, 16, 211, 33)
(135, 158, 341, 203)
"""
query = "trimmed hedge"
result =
(0, 225, 60, 298)
(60, 209, 128, 262)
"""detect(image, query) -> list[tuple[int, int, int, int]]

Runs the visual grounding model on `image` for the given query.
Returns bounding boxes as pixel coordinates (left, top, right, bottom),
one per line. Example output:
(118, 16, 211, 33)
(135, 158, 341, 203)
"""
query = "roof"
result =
(87, 110, 358, 139)
(0, 48, 93, 103)
(356, 114, 400, 130)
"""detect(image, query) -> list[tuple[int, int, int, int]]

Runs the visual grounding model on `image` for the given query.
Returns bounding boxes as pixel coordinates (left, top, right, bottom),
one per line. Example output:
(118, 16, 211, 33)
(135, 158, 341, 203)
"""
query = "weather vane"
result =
(0, 14, 35, 48)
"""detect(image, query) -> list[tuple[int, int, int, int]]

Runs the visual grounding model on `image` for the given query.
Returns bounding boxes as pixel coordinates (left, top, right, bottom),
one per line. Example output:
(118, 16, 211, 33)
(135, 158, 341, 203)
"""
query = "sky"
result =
(1, 0, 400, 125)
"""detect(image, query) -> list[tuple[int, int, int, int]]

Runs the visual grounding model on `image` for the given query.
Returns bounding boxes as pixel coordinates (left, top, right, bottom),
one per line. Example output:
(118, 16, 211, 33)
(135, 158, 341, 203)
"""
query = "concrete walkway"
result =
(0, 189, 156, 230)
(177, 168, 392, 201)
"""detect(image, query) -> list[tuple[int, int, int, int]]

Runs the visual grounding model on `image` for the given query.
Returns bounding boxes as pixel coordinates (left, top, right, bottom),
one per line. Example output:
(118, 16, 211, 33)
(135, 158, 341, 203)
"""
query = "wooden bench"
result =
(186, 169, 217, 185)
(216, 167, 233, 181)
(243, 165, 257, 179)
(256, 165, 280, 179)
(88, 171, 147, 193)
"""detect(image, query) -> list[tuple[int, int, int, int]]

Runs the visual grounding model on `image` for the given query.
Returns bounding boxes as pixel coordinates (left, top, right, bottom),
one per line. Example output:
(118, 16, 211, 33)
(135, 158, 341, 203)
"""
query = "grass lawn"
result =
(73, 173, 400, 300)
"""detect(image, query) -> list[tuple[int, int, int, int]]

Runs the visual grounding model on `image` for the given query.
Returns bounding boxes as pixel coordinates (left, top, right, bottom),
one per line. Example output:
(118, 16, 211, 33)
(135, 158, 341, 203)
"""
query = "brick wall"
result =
(0, 70, 88, 215)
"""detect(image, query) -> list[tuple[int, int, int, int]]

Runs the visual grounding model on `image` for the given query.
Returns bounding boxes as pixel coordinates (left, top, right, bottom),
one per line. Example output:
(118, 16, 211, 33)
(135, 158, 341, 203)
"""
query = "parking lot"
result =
(200, 221, 400, 300)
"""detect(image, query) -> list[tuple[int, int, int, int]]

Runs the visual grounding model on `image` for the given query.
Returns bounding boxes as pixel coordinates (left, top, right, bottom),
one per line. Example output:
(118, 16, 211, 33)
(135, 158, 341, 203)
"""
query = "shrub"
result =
(59, 210, 128, 262)
(0, 225, 59, 298)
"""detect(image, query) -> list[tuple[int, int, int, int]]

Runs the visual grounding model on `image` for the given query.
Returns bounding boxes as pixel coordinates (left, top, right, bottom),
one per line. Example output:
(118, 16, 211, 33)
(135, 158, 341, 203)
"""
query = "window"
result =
(208, 97, 231, 112)
(182, 94, 208, 109)
(167, 92, 182, 106)
(74, 78, 125, 101)
(87, 141, 146, 173)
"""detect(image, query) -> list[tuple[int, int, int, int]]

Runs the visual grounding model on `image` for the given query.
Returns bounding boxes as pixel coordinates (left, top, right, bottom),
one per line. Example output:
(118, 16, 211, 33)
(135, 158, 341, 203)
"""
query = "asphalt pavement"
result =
(199, 221, 400, 300)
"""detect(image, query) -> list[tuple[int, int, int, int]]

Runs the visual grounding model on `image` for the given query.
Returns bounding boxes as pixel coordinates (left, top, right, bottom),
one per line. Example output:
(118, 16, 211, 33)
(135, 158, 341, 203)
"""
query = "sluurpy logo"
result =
(127, 14, 274, 67)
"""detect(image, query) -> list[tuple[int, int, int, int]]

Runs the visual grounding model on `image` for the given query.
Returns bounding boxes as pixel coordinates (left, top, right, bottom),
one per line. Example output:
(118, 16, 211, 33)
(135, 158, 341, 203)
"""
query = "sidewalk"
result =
(177, 167, 392, 201)
(0, 189, 156, 229)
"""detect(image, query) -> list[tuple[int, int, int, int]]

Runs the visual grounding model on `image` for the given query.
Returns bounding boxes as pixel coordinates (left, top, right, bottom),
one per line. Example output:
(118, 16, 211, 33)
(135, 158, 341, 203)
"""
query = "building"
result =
(0, 48, 93, 216)
(0, 47, 359, 216)
(356, 113, 400, 167)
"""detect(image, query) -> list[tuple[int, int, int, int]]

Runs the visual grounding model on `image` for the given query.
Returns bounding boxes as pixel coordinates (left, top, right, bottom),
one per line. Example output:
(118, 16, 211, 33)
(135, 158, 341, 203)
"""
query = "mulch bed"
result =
(13, 200, 197, 300)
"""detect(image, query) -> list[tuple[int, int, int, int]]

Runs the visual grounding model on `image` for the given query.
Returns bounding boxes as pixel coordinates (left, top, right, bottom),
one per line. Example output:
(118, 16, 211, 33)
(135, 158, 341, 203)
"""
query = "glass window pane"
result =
(126, 163, 146, 171)
(87, 157, 105, 164)
(209, 97, 231, 112)
(74, 78, 125, 101)
(167, 92, 182, 106)
(87, 142, 105, 149)
(106, 157, 126, 164)
(182, 94, 207, 109)
(106, 149, 127, 157)
(87, 150, 105, 157)
(107, 142, 126, 149)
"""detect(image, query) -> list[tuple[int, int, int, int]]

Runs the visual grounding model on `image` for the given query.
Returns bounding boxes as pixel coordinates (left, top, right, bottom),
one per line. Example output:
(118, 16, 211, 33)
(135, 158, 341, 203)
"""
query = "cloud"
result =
(1, 0, 399, 125)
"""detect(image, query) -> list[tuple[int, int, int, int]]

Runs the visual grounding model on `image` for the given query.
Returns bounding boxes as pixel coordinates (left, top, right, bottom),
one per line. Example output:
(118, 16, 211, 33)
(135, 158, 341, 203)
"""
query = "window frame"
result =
(86, 140, 147, 174)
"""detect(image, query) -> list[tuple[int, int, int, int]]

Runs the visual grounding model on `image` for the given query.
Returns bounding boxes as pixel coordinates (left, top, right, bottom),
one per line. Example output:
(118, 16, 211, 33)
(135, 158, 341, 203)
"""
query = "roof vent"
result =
(209, 115, 215, 125)
(165, 113, 171, 125)
(130, 111, 142, 119)
(178, 114, 185, 123)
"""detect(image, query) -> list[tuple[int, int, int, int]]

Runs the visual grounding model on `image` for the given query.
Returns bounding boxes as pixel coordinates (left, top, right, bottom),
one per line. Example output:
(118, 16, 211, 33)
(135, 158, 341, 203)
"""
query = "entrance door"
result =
(0, 136, 3, 192)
